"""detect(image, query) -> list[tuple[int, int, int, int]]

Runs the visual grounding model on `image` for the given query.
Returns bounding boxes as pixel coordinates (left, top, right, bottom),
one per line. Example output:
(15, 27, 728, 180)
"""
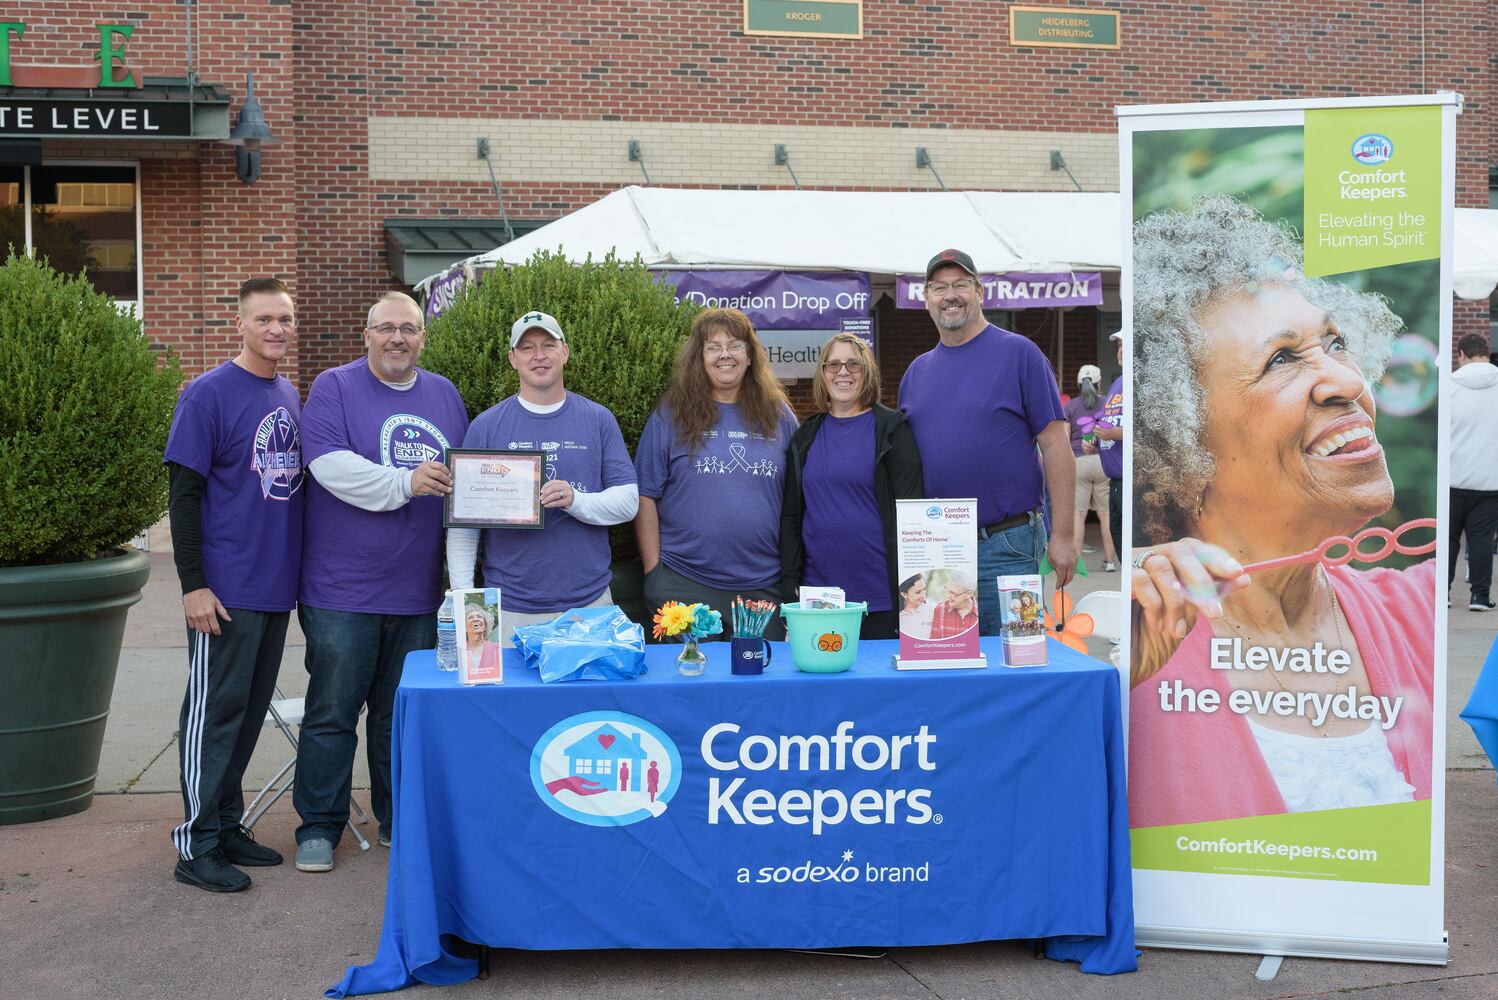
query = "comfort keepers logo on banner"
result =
(531, 712, 681, 827)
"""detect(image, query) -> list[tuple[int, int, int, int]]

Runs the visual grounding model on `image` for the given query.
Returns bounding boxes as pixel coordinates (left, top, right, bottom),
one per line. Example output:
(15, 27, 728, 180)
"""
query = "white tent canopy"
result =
(419, 185, 1498, 302)
(1455, 208, 1498, 301)
(418, 186, 1121, 293)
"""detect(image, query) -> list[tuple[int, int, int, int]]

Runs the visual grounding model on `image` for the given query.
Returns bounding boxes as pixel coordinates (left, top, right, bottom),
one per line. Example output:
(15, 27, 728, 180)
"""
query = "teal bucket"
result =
(780, 602, 867, 673)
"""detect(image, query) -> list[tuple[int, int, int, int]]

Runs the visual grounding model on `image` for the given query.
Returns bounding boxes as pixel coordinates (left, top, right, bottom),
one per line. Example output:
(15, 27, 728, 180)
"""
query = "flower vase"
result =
(677, 636, 708, 676)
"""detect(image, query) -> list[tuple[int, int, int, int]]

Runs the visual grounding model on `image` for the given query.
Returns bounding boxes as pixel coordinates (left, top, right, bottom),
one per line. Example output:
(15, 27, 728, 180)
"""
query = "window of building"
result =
(596, 759, 613, 775)
(575, 759, 592, 775)
(0, 163, 141, 309)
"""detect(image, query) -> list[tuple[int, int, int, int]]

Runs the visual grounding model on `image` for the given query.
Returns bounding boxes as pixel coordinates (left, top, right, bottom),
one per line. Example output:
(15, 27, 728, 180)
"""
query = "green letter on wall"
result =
(97, 24, 135, 88)
(0, 23, 24, 88)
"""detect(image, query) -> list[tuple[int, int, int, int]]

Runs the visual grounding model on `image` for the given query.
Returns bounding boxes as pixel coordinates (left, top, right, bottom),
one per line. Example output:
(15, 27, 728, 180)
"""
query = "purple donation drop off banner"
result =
(658, 270, 872, 330)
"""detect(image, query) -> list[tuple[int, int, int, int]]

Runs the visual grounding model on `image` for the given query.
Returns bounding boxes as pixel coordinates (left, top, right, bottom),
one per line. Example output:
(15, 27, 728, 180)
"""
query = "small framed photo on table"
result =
(444, 448, 546, 530)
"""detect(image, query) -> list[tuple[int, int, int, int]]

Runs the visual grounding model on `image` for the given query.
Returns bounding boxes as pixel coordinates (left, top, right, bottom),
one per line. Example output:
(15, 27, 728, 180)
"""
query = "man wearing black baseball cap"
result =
(898, 249, 1078, 633)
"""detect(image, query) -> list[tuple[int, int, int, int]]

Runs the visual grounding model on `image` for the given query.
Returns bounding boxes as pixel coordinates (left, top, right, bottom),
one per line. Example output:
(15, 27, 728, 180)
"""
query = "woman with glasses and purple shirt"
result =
(780, 333, 925, 639)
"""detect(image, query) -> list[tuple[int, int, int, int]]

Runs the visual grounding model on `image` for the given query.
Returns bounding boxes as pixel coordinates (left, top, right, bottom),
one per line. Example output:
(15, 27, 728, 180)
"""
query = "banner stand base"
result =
(893, 654, 987, 671)
(1137, 924, 1449, 966)
(1254, 955, 1283, 981)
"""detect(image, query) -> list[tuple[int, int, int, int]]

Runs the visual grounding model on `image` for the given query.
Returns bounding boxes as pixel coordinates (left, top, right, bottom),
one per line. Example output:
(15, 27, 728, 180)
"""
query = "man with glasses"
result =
(291, 292, 468, 873)
(448, 310, 638, 641)
(899, 249, 1077, 635)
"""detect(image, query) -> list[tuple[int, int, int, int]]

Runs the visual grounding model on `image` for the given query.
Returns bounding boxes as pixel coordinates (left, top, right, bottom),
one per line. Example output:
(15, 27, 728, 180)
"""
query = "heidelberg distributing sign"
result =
(1008, 6, 1121, 50)
(0, 99, 189, 137)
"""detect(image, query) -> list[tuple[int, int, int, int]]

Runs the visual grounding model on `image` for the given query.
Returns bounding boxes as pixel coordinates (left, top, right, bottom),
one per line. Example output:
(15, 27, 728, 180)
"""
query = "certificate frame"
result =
(443, 448, 546, 530)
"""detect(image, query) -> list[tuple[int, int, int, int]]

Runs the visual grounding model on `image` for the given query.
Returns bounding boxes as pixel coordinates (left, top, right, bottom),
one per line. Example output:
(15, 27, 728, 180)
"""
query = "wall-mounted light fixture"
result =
(916, 147, 948, 191)
(1049, 149, 1083, 192)
(224, 73, 278, 184)
(627, 138, 652, 185)
(774, 144, 801, 189)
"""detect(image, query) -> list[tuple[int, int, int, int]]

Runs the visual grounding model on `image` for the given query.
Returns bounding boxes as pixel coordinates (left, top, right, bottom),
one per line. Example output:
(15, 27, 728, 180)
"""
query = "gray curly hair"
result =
(1132, 195, 1402, 545)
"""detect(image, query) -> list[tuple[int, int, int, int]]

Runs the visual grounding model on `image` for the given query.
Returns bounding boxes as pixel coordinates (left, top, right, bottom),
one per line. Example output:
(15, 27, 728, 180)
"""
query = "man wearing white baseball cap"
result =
(1096, 329, 1126, 561)
(448, 309, 638, 642)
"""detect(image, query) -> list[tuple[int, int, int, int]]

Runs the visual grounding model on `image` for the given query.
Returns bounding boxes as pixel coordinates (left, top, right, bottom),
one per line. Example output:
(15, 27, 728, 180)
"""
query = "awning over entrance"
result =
(384, 218, 550, 286)
(0, 77, 231, 140)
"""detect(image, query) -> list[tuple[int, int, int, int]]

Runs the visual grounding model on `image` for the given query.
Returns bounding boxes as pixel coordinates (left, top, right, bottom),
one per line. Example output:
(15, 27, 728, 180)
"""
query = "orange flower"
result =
(652, 601, 694, 640)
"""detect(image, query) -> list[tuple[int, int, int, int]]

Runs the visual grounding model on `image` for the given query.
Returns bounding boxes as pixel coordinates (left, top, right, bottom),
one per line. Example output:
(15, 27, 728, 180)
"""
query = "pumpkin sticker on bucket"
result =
(781, 602, 867, 673)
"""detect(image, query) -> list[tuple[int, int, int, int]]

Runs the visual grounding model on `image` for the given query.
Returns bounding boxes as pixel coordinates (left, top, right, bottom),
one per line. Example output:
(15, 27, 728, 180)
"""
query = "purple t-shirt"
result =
(1098, 376, 1124, 480)
(299, 358, 469, 615)
(462, 393, 636, 613)
(635, 401, 798, 590)
(1063, 394, 1106, 457)
(163, 361, 305, 612)
(898, 324, 1065, 527)
(801, 411, 892, 612)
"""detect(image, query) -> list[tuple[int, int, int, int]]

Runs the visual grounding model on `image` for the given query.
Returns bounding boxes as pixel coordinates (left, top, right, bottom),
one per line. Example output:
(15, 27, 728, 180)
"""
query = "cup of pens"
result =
(730, 597, 776, 676)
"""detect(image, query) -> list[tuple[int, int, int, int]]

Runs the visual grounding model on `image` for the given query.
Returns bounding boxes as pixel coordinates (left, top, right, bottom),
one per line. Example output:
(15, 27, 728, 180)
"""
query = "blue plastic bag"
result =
(511, 605, 647, 682)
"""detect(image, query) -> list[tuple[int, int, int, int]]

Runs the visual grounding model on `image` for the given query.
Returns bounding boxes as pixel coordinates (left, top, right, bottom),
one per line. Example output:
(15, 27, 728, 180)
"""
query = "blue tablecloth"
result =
(330, 637, 1136, 996)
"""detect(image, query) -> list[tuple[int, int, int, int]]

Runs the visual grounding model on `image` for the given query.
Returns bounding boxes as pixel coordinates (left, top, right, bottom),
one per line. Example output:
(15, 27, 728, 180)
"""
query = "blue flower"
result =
(690, 604, 723, 639)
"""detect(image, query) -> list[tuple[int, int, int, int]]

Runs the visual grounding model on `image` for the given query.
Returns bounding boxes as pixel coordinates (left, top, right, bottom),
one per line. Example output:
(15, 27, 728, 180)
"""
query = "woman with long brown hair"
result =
(634, 308, 798, 638)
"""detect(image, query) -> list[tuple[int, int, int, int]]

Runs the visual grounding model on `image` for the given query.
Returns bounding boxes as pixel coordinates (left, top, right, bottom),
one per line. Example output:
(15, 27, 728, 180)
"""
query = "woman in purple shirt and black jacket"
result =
(780, 333, 925, 639)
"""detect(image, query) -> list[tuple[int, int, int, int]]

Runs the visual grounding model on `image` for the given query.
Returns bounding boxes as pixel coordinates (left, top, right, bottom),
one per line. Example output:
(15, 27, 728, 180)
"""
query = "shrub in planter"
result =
(0, 252, 182, 823)
(0, 253, 183, 564)
(421, 249, 698, 569)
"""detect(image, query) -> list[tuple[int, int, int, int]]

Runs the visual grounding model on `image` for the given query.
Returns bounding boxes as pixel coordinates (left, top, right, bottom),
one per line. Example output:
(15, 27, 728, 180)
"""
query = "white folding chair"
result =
(242, 687, 371, 851)
(1074, 589, 1125, 645)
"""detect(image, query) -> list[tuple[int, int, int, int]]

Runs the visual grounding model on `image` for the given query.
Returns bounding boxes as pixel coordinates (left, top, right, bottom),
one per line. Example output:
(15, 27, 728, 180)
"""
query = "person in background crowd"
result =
(292, 292, 468, 873)
(634, 308, 798, 639)
(1450, 331, 1498, 611)
(447, 310, 638, 640)
(780, 333, 925, 639)
(163, 277, 304, 893)
(900, 249, 1077, 635)
(1066, 362, 1119, 573)
(1096, 331, 1126, 563)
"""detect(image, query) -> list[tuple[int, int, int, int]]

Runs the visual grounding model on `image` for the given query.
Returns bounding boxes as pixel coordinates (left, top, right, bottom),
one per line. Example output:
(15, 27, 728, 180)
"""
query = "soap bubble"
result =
(1374, 334, 1438, 417)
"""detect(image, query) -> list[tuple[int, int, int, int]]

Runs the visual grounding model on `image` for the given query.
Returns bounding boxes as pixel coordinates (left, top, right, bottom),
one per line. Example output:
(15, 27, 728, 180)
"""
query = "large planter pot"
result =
(0, 548, 150, 824)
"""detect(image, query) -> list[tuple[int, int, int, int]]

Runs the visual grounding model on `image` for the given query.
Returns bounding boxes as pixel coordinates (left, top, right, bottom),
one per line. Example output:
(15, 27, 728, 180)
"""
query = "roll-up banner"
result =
(1117, 95, 1455, 965)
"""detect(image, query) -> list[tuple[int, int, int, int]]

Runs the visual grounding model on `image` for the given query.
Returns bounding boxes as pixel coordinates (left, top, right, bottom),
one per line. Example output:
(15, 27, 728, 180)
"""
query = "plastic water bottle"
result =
(436, 594, 458, 671)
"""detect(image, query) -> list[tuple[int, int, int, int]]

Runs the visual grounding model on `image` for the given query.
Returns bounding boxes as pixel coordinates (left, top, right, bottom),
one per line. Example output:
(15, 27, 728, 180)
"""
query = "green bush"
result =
(421, 250, 698, 559)
(0, 253, 182, 565)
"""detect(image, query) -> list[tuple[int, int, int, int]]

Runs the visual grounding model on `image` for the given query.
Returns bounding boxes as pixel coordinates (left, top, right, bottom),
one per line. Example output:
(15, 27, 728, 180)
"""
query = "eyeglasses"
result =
(925, 278, 979, 296)
(704, 340, 748, 356)
(947, 588, 973, 600)
(821, 360, 865, 374)
(369, 323, 423, 337)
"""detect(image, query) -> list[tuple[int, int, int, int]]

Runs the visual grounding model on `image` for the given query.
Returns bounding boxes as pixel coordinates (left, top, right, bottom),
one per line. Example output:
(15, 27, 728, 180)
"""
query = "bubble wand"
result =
(1237, 518, 1437, 575)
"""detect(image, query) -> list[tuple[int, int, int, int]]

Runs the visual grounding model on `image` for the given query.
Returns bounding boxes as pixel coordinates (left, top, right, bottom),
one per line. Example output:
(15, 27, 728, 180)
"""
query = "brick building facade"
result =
(3, 1, 1493, 401)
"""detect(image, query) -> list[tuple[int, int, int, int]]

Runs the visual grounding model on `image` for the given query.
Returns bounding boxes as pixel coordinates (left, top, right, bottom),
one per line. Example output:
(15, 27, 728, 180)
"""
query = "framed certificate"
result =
(444, 448, 546, 529)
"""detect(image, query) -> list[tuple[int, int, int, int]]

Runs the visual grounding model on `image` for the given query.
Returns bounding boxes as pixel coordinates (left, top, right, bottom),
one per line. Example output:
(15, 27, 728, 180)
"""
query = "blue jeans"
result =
(977, 516, 1047, 636)
(294, 605, 435, 846)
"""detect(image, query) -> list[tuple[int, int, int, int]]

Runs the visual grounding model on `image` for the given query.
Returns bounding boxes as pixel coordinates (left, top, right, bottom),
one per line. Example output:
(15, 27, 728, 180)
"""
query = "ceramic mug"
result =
(730, 636, 773, 675)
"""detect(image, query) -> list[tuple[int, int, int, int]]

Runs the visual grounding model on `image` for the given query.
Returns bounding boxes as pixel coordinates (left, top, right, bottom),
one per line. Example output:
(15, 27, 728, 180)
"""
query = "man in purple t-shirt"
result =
(292, 292, 468, 874)
(163, 277, 304, 892)
(899, 249, 1078, 635)
(1096, 329, 1125, 561)
(447, 310, 638, 641)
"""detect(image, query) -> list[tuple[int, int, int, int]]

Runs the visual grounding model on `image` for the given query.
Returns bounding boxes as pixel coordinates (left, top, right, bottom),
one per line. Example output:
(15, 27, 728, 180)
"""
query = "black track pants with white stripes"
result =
(172, 609, 288, 861)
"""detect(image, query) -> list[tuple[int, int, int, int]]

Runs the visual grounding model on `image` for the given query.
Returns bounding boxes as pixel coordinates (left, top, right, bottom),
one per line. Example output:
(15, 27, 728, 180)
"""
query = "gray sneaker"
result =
(294, 837, 334, 872)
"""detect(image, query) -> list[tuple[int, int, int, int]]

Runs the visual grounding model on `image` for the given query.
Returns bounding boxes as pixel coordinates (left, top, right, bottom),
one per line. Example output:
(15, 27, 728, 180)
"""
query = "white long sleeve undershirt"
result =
(305, 374, 419, 512)
(445, 392, 639, 589)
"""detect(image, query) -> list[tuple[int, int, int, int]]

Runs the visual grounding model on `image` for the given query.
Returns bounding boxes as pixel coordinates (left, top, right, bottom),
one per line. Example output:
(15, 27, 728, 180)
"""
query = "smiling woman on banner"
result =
(634, 308, 799, 639)
(1128, 195, 1436, 828)
(780, 333, 925, 639)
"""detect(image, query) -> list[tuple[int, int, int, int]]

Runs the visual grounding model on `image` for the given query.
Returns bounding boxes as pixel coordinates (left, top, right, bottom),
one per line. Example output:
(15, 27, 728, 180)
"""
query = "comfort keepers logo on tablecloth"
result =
(530, 712, 682, 826)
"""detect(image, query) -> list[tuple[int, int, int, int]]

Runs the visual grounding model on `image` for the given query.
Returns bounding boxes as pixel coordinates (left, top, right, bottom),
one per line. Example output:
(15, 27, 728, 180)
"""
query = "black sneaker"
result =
(221, 824, 283, 867)
(174, 847, 251, 893)
(1471, 597, 1495, 612)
